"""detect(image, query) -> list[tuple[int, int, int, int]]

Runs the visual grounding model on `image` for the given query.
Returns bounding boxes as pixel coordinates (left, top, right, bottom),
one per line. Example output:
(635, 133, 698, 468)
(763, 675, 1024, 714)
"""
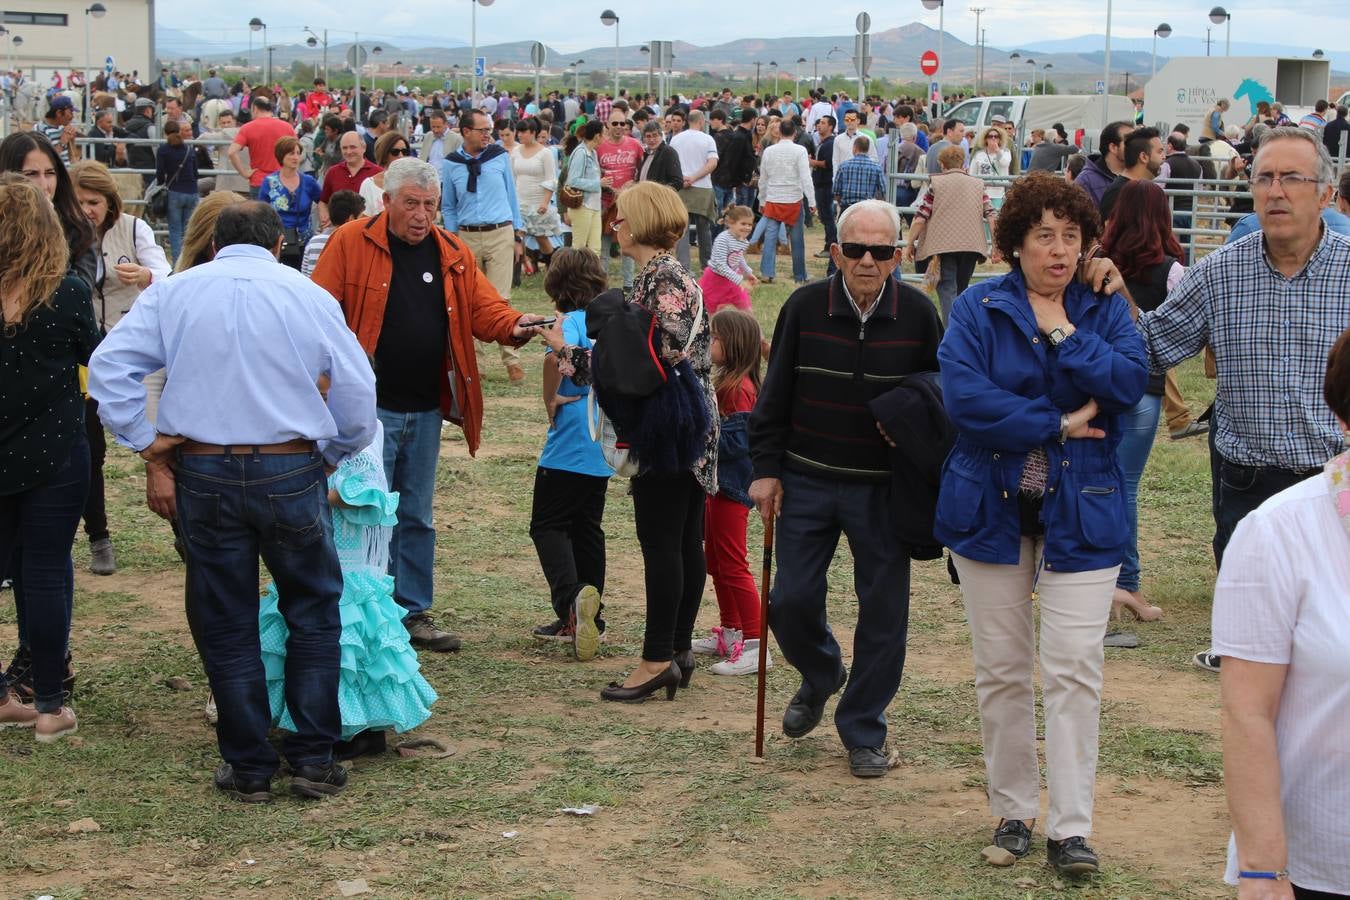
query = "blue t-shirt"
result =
(539, 310, 612, 478)
(1225, 208, 1350, 244)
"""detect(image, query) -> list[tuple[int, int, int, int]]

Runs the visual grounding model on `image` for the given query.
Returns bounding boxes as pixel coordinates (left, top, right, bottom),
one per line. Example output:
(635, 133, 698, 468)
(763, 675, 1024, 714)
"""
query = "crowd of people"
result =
(1, 66, 1349, 896)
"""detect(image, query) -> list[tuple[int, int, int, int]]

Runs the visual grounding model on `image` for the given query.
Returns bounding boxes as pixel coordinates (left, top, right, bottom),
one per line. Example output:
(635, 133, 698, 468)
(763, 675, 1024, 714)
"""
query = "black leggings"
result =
(630, 471, 705, 662)
(82, 396, 109, 543)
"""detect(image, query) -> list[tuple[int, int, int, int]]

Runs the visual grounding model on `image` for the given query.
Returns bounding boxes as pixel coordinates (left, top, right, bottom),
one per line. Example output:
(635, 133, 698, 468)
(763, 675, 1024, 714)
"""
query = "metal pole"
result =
(354, 31, 361, 123)
(614, 21, 620, 100)
(323, 29, 328, 83)
(937, 2, 944, 117)
(1151, 33, 1157, 88)
(263, 24, 269, 86)
(83, 13, 92, 127)
(534, 66, 540, 114)
(1102, 0, 1112, 132)
(1225, 19, 1230, 57)
(970, 7, 984, 97)
(470, 0, 477, 105)
(1008, 56, 1012, 95)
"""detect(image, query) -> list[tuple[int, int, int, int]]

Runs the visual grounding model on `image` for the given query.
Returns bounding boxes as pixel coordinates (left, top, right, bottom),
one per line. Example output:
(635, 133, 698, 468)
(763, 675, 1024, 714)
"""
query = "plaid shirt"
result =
(595, 98, 612, 125)
(1140, 228, 1350, 469)
(832, 153, 886, 208)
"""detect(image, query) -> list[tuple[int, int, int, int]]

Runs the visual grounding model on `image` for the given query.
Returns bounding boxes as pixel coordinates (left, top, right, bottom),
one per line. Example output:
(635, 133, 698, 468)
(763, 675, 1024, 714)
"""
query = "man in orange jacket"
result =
(313, 157, 549, 653)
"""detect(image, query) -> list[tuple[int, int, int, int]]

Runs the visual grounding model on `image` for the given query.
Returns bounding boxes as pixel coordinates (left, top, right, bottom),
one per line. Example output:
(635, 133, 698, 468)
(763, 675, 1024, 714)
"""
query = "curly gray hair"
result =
(383, 157, 440, 198)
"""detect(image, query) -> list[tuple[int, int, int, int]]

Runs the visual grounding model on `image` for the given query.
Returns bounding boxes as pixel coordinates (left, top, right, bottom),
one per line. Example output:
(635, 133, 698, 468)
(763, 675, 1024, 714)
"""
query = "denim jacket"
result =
(716, 411, 752, 507)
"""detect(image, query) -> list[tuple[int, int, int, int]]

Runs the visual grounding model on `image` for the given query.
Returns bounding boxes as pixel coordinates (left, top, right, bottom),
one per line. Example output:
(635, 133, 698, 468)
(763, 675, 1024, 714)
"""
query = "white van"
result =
(941, 94, 1137, 145)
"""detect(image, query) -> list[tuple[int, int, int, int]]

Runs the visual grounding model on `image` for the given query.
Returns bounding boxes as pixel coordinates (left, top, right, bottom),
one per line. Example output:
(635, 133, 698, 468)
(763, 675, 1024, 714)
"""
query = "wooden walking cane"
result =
(754, 517, 774, 759)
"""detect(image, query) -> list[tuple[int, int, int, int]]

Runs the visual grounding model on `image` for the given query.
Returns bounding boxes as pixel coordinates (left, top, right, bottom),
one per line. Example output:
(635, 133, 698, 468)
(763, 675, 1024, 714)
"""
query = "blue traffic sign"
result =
(105, 55, 115, 74)
(474, 56, 486, 78)
(1095, 79, 1106, 94)
(1019, 80, 1029, 93)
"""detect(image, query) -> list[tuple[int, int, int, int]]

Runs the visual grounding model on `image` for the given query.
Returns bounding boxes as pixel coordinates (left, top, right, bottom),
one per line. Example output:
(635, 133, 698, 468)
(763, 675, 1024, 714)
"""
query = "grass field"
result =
(0, 234, 1231, 899)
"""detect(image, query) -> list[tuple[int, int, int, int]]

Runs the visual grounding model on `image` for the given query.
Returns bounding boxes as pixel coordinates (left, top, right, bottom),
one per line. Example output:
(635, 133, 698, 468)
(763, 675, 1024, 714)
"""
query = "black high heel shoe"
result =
(599, 662, 682, 703)
(673, 650, 695, 688)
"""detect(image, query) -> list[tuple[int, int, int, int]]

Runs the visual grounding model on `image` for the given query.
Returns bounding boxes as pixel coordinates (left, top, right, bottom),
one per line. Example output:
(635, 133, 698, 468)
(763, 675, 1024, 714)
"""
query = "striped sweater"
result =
(750, 273, 943, 482)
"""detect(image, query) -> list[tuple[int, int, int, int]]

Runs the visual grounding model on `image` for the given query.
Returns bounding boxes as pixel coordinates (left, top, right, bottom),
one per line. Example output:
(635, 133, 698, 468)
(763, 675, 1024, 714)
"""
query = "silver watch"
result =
(1047, 326, 1073, 347)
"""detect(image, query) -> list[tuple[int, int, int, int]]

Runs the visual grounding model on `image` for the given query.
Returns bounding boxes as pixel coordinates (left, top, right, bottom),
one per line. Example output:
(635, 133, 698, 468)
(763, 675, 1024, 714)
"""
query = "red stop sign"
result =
(920, 50, 939, 76)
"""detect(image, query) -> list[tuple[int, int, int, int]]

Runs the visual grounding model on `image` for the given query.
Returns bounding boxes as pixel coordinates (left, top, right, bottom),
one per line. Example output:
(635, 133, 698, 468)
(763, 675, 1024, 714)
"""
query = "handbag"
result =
(280, 226, 304, 265)
(560, 147, 590, 210)
(587, 389, 641, 477)
(144, 147, 190, 220)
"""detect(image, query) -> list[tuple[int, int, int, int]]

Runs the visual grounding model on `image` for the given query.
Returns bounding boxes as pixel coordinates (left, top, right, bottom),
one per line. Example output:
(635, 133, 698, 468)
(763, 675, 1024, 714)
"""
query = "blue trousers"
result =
(378, 408, 443, 617)
(175, 448, 343, 780)
(1210, 428, 1319, 567)
(760, 215, 807, 282)
(1115, 393, 1161, 592)
(0, 435, 89, 712)
(769, 469, 911, 750)
(166, 190, 199, 264)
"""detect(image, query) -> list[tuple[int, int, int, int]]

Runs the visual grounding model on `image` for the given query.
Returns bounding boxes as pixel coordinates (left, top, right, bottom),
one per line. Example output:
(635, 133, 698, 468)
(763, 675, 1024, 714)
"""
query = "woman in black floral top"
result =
(550, 181, 718, 702)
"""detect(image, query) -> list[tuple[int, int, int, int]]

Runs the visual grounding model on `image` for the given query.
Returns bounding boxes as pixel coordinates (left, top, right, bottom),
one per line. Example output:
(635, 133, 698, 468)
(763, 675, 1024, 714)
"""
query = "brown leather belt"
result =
(458, 220, 512, 233)
(179, 439, 316, 456)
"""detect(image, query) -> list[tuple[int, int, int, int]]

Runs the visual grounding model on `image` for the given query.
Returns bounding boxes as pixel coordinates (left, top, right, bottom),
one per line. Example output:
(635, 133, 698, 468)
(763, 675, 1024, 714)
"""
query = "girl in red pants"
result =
(692, 308, 772, 676)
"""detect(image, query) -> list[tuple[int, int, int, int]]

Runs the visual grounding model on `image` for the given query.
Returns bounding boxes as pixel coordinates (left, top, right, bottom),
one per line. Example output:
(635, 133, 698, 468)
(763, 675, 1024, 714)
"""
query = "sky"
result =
(157, 0, 1341, 56)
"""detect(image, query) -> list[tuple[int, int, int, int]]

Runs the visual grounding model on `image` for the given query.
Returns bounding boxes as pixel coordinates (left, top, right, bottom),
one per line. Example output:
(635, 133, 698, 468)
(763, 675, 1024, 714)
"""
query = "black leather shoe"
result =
(782, 666, 847, 738)
(673, 650, 695, 688)
(994, 819, 1033, 858)
(848, 745, 888, 778)
(333, 730, 387, 761)
(213, 764, 272, 803)
(1047, 836, 1099, 875)
(290, 762, 348, 799)
(599, 663, 681, 702)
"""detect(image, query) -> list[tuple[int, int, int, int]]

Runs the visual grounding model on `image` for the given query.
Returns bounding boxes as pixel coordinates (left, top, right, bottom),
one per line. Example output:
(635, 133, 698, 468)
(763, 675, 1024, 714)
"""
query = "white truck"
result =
(942, 94, 1137, 143)
(1143, 56, 1331, 136)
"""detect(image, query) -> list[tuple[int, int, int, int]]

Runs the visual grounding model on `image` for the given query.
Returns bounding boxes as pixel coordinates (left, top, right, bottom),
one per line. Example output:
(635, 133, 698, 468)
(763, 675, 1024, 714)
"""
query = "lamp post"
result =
(1042, 62, 1053, 95)
(1102, 0, 1112, 130)
(600, 9, 619, 99)
(920, 0, 944, 118)
(470, 0, 496, 105)
(372, 45, 382, 93)
(640, 43, 651, 95)
(1209, 7, 1231, 56)
(824, 45, 846, 94)
(969, 6, 985, 95)
(795, 57, 806, 97)
(1008, 50, 1020, 94)
(305, 27, 328, 83)
(82, 3, 106, 127)
(571, 59, 584, 98)
(770, 60, 779, 97)
(1313, 49, 1325, 59)
(1150, 22, 1171, 94)
(753, 61, 762, 96)
(451, 63, 459, 92)
(248, 18, 265, 82)
(1025, 57, 1035, 94)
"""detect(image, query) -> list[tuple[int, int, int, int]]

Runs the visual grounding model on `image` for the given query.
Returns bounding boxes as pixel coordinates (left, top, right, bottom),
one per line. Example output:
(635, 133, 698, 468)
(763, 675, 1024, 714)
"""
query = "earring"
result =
(1012, 250, 1020, 258)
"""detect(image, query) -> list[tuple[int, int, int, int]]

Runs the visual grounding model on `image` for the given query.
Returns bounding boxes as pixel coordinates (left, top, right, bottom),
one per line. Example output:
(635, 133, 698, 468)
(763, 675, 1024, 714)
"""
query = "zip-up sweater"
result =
(750, 273, 942, 482)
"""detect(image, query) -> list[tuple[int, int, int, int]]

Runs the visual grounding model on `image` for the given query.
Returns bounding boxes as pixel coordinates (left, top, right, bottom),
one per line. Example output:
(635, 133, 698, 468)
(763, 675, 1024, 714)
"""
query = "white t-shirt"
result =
(1211, 472, 1350, 894)
(669, 129, 718, 189)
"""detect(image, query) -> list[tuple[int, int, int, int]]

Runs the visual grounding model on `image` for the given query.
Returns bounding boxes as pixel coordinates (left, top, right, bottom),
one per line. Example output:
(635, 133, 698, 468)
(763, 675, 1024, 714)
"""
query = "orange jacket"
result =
(311, 211, 524, 456)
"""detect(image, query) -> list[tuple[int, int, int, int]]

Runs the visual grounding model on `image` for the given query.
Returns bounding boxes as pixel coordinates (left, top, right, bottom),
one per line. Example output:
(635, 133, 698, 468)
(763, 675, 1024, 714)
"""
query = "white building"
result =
(4, 0, 154, 82)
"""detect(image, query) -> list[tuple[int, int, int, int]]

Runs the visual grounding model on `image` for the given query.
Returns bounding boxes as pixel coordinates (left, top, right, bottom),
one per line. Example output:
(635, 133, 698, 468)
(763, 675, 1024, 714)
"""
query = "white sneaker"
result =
(691, 627, 740, 657)
(710, 639, 772, 676)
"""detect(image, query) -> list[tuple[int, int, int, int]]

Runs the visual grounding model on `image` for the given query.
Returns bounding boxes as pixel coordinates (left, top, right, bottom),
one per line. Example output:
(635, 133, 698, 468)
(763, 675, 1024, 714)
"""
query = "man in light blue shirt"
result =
(1225, 206, 1350, 244)
(441, 108, 528, 380)
(88, 202, 377, 803)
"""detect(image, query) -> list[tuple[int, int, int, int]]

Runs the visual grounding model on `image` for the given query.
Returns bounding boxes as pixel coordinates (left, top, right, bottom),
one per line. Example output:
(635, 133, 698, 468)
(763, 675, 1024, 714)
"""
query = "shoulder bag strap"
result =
(682, 285, 705, 355)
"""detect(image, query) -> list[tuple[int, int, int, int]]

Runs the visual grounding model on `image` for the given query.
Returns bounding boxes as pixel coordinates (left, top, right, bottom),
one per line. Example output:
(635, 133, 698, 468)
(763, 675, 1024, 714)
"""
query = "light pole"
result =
(248, 18, 265, 82)
(1313, 49, 1325, 59)
(1008, 50, 1019, 94)
(372, 45, 383, 93)
(640, 43, 651, 96)
(1042, 62, 1053, 95)
(770, 60, 778, 97)
(1102, 0, 1112, 131)
(1209, 7, 1231, 56)
(753, 61, 762, 96)
(305, 27, 329, 83)
(571, 59, 584, 98)
(82, 3, 106, 127)
(600, 10, 619, 99)
(1025, 57, 1036, 94)
(795, 57, 806, 97)
(1150, 23, 1171, 94)
(920, 0, 944, 118)
(451, 63, 460, 93)
(970, 7, 985, 96)
(470, 0, 496, 104)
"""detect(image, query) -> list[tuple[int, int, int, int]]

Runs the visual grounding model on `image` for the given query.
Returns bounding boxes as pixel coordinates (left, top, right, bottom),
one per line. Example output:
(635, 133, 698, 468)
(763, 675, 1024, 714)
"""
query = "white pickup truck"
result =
(941, 94, 1137, 145)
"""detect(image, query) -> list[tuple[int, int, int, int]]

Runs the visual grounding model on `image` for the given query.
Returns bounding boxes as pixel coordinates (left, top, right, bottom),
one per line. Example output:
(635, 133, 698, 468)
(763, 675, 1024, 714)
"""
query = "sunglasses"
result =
(388, 147, 410, 157)
(609, 121, 628, 127)
(609, 217, 625, 233)
(839, 242, 897, 260)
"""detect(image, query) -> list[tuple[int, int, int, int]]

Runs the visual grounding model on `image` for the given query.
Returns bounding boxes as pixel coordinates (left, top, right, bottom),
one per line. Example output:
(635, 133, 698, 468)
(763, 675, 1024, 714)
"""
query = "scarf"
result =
(1324, 449, 1350, 540)
(443, 143, 507, 193)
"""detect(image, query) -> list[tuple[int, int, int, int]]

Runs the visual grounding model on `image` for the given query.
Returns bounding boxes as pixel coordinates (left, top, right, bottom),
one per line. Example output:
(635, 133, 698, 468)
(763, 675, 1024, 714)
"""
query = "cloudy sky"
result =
(158, 0, 1341, 56)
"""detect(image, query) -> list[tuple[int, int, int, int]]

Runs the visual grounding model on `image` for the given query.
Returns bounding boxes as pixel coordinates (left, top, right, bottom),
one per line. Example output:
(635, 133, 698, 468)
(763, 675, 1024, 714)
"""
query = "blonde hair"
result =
(0, 173, 70, 325)
(69, 159, 123, 233)
(722, 204, 753, 224)
(174, 191, 247, 272)
(615, 180, 687, 250)
(979, 127, 1003, 148)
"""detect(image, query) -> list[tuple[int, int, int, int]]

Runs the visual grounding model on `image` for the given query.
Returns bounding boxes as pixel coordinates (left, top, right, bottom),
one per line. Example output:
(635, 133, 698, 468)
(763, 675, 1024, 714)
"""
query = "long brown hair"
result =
(69, 159, 123, 233)
(174, 191, 247, 272)
(0, 174, 71, 326)
(710, 307, 762, 399)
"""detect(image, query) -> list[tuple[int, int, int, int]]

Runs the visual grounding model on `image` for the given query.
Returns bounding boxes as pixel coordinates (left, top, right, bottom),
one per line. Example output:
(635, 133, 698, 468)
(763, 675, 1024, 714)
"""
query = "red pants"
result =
(704, 494, 760, 639)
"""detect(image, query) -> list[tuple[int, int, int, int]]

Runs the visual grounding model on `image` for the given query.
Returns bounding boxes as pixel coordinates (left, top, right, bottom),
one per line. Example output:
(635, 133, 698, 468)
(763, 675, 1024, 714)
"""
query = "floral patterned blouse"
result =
(556, 253, 718, 493)
(259, 171, 323, 240)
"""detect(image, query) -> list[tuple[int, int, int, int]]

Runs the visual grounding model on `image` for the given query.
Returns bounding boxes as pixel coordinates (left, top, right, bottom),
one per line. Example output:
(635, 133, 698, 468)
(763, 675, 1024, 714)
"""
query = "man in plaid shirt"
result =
(832, 135, 886, 215)
(1138, 127, 1350, 672)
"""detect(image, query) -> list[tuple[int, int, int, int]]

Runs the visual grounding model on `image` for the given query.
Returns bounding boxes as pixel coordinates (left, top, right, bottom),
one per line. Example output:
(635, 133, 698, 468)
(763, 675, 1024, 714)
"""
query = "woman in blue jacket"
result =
(934, 172, 1147, 877)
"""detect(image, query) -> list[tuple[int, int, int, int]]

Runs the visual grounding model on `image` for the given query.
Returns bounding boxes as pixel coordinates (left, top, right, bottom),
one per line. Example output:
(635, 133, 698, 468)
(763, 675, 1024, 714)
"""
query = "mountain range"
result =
(156, 22, 1347, 91)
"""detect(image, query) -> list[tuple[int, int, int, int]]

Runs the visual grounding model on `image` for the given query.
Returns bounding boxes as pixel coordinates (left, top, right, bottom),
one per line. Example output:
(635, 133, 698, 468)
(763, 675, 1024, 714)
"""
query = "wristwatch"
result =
(1046, 324, 1076, 347)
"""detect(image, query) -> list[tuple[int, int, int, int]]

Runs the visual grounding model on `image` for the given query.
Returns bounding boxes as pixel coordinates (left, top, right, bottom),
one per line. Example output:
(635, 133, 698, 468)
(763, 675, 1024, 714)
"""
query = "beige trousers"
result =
(457, 226, 520, 368)
(952, 540, 1117, 840)
(570, 206, 603, 254)
(1162, 369, 1192, 431)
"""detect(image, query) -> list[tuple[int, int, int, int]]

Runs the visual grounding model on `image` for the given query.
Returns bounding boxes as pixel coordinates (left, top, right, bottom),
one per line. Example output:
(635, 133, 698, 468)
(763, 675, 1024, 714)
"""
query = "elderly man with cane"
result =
(89, 202, 378, 802)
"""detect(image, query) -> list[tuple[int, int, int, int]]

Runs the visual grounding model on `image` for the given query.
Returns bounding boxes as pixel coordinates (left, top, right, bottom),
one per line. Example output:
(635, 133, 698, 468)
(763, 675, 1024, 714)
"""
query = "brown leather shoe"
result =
(35, 707, 78, 743)
(404, 613, 462, 652)
(0, 688, 37, 728)
(507, 364, 526, 383)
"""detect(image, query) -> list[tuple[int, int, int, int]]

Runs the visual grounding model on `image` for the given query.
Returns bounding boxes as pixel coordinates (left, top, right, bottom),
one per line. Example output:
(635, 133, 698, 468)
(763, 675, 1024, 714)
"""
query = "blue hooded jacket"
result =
(934, 269, 1148, 572)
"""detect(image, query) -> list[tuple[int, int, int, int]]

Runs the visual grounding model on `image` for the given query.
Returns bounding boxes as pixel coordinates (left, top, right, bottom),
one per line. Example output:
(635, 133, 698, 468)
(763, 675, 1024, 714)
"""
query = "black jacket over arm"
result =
(640, 143, 685, 192)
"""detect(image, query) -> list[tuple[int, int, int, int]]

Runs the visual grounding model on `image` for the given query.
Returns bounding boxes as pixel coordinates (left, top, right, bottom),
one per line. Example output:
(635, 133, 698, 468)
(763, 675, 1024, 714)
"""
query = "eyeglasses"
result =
(609, 121, 628, 127)
(388, 147, 410, 157)
(1250, 172, 1321, 191)
(609, 217, 625, 233)
(464, 126, 493, 134)
(839, 242, 897, 260)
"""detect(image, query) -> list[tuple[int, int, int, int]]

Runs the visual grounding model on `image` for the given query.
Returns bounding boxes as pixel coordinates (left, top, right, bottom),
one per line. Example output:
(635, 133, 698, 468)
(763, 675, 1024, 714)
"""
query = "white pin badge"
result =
(422, 272, 433, 283)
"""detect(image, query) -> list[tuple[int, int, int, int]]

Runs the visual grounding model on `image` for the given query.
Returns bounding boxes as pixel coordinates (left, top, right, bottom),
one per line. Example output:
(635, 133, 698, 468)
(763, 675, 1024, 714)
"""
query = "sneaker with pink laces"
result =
(710, 639, 773, 677)
(691, 627, 740, 657)
(0, 688, 37, 728)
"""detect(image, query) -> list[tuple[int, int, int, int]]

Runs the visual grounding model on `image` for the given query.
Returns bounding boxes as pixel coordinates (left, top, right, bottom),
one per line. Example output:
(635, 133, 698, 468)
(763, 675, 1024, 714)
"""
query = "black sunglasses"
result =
(388, 147, 410, 156)
(839, 242, 897, 260)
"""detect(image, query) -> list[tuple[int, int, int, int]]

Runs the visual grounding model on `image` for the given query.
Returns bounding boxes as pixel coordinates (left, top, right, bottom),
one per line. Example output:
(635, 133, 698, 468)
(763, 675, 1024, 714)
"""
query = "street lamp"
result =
(920, 0, 944, 117)
(83, 3, 106, 127)
(1209, 7, 1231, 57)
(1042, 62, 1053, 96)
(795, 56, 806, 96)
(600, 9, 619, 99)
(1025, 57, 1036, 95)
(304, 27, 328, 83)
(248, 18, 266, 83)
(451, 63, 460, 93)
(1008, 50, 1020, 94)
(769, 60, 778, 97)
(1150, 23, 1171, 93)
(571, 59, 584, 98)
(470, 0, 495, 103)
(1313, 49, 1325, 59)
(372, 45, 382, 94)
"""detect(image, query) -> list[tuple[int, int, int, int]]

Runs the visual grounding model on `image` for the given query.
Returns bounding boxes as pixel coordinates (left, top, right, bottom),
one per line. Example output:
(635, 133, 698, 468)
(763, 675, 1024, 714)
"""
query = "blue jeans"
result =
(0, 434, 89, 712)
(735, 186, 756, 211)
(1114, 393, 1161, 592)
(935, 251, 982, 324)
(378, 408, 443, 617)
(713, 185, 738, 238)
(769, 469, 911, 750)
(174, 448, 343, 779)
(167, 190, 199, 263)
(760, 215, 807, 282)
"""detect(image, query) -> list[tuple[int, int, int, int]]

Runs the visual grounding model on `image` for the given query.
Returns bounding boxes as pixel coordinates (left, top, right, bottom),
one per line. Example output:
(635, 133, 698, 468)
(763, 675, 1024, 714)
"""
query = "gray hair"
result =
(383, 157, 440, 197)
(1253, 125, 1336, 185)
(837, 199, 901, 244)
(688, 109, 705, 128)
(898, 122, 918, 140)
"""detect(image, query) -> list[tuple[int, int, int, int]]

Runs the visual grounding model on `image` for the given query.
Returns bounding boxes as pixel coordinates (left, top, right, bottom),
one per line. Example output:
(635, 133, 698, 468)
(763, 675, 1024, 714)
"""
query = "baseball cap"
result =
(991, 114, 1008, 124)
(49, 95, 74, 111)
(135, 97, 155, 109)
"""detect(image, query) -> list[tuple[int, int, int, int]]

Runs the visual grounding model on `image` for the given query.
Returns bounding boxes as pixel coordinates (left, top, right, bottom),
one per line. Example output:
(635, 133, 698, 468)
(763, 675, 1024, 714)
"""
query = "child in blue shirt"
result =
(531, 248, 612, 661)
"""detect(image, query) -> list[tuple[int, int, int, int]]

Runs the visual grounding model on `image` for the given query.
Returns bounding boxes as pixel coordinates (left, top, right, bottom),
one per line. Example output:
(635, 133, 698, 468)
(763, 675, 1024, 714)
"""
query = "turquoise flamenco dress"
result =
(258, 440, 437, 740)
